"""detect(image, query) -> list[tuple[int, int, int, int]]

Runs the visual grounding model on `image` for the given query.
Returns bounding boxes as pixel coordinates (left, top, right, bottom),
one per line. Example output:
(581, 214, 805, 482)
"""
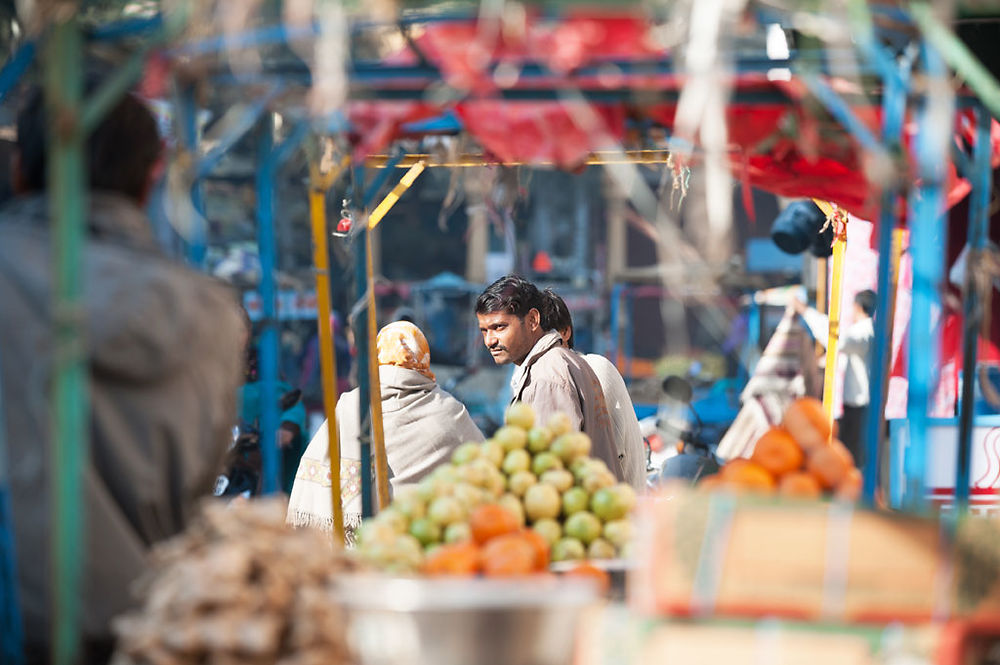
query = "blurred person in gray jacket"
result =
(539, 289, 646, 491)
(475, 275, 622, 480)
(0, 84, 244, 664)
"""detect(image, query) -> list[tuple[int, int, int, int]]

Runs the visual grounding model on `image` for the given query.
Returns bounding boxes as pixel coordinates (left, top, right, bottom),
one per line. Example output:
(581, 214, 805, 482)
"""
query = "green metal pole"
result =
(45, 15, 88, 665)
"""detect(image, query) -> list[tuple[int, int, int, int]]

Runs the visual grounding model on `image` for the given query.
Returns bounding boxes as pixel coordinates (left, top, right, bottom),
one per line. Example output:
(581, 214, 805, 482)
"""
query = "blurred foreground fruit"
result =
(355, 402, 636, 575)
(701, 399, 864, 505)
(782, 397, 830, 451)
(470, 504, 520, 545)
(751, 428, 803, 477)
(481, 533, 537, 577)
(807, 440, 853, 489)
(720, 459, 776, 493)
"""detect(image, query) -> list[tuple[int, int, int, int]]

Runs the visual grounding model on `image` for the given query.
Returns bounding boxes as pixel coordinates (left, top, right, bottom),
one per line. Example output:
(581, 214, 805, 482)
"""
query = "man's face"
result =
(477, 309, 542, 365)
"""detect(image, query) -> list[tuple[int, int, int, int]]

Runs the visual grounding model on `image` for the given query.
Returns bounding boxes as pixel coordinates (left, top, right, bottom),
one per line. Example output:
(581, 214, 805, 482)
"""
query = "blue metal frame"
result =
(254, 116, 310, 494)
(862, 48, 910, 506)
(179, 87, 207, 266)
(903, 44, 949, 513)
(955, 105, 994, 509)
(0, 42, 35, 104)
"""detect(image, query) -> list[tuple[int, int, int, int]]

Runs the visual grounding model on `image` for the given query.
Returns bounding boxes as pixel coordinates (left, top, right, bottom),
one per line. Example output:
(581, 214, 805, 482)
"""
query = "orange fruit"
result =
(518, 528, 551, 571)
(778, 471, 822, 499)
(835, 468, 863, 502)
(422, 542, 481, 576)
(720, 459, 776, 493)
(481, 533, 537, 577)
(469, 503, 520, 545)
(782, 397, 831, 451)
(565, 562, 611, 594)
(807, 439, 854, 489)
(750, 428, 804, 477)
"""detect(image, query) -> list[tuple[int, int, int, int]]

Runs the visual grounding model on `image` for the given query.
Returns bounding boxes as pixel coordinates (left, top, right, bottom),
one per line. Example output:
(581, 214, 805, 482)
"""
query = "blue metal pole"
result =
(863, 49, 909, 506)
(904, 44, 949, 512)
(180, 87, 207, 267)
(955, 105, 993, 510)
(0, 42, 35, 104)
(352, 166, 374, 517)
(255, 114, 280, 495)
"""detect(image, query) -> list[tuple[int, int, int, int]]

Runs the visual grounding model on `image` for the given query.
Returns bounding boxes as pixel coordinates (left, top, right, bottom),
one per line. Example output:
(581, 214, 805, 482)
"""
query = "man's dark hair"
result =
(855, 289, 876, 317)
(16, 82, 161, 202)
(475, 274, 544, 319)
(540, 288, 574, 349)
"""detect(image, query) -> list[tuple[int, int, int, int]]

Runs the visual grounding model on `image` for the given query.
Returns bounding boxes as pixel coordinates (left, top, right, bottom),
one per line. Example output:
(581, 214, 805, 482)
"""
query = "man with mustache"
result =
(475, 275, 623, 480)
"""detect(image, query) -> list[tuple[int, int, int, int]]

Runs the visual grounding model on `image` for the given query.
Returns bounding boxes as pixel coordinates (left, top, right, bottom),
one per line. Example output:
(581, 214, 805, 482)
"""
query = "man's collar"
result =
(515, 330, 564, 368)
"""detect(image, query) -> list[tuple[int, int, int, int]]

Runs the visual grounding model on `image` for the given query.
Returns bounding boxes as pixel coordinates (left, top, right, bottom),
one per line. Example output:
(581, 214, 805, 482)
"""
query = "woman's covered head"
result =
(376, 321, 434, 379)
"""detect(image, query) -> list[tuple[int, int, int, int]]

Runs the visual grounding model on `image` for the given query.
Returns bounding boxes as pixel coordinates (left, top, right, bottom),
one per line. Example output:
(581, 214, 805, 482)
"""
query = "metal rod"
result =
(255, 114, 281, 495)
(911, 2, 1000, 121)
(253, 118, 311, 495)
(363, 161, 426, 510)
(46, 16, 87, 665)
(822, 214, 848, 432)
(365, 226, 390, 510)
(352, 167, 374, 517)
(308, 159, 347, 543)
(367, 161, 425, 229)
(955, 105, 993, 510)
(904, 43, 949, 513)
(863, 49, 908, 506)
(179, 87, 207, 266)
(195, 84, 284, 180)
(363, 150, 676, 168)
(0, 42, 35, 105)
(79, 47, 148, 134)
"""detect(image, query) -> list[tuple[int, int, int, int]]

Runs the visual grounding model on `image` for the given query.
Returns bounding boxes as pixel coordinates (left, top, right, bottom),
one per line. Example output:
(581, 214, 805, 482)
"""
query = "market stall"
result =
(4, 1, 1000, 664)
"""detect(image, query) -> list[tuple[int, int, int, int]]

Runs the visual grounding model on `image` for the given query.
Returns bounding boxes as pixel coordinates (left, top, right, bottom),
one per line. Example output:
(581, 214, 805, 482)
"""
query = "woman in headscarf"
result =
(287, 321, 484, 534)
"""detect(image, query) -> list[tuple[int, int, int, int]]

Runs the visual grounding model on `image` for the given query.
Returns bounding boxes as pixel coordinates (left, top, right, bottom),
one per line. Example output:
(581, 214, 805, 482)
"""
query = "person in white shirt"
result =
(540, 289, 647, 490)
(792, 289, 876, 466)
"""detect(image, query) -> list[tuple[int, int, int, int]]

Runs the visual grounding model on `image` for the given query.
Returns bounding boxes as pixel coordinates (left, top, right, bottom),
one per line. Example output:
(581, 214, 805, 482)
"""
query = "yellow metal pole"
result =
(308, 157, 348, 544)
(368, 161, 426, 229)
(364, 150, 673, 169)
(365, 160, 426, 509)
(821, 208, 848, 430)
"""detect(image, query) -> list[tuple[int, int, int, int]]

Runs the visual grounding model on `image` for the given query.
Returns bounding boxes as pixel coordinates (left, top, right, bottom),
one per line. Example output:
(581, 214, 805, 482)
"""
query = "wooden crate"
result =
(632, 487, 1000, 623)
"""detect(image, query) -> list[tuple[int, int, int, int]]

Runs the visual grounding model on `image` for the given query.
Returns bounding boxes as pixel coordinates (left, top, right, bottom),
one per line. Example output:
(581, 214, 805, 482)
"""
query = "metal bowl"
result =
(335, 575, 600, 665)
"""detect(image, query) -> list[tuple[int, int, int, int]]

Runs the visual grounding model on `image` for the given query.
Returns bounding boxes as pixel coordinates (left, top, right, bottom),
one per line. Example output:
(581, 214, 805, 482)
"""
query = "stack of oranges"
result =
(702, 397, 862, 501)
(422, 504, 551, 577)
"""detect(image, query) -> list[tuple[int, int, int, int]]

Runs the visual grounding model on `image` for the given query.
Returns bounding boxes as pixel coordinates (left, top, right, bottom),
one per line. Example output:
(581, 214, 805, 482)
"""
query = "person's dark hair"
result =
(475, 274, 544, 319)
(16, 81, 161, 202)
(855, 289, 876, 317)
(540, 288, 574, 349)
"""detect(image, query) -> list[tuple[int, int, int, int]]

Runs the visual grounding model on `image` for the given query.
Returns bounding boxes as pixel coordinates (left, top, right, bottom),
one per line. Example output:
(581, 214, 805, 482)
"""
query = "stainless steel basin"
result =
(336, 576, 600, 665)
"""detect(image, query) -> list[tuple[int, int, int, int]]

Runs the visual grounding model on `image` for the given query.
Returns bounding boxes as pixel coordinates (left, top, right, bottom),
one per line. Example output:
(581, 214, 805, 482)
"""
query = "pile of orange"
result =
(701, 397, 862, 501)
(422, 503, 552, 577)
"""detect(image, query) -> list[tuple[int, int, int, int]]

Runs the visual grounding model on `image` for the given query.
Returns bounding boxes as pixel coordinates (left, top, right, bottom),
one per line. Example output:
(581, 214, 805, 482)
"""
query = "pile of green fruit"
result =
(356, 402, 637, 573)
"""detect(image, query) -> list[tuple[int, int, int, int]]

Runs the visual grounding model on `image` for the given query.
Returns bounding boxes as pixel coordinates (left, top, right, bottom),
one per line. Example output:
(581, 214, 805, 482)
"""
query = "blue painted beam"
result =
(863, 48, 909, 506)
(955, 104, 993, 510)
(256, 115, 281, 495)
(86, 15, 163, 41)
(179, 88, 207, 267)
(904, 43, 949, 513)
(253, 117, 309, 495)
(0, 42, 35, 105)
(195, 84, 284, 180)
(799, 73, 884, 156)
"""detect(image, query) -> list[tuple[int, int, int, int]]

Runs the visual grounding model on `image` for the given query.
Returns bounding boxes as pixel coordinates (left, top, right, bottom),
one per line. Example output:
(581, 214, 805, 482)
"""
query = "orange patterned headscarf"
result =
(376, 321, 435, 380)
